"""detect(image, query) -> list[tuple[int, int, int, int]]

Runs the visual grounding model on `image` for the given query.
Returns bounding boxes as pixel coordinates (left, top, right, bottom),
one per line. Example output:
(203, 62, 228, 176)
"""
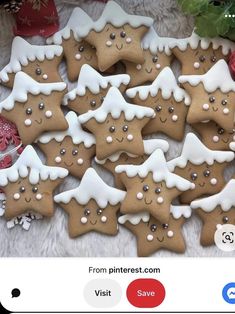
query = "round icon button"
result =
(222, 282, 235, 304)
(126, 278, 165, 308)
(214, 224, 235, 252)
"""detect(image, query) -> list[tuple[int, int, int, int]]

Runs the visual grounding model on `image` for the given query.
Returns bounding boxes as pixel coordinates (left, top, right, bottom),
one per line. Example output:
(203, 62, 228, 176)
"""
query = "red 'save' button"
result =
(126, 278, 165, 308)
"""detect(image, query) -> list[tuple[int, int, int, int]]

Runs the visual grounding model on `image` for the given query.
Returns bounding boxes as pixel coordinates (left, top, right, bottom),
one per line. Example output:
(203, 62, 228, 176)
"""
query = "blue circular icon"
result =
(222, 282, 235, 304)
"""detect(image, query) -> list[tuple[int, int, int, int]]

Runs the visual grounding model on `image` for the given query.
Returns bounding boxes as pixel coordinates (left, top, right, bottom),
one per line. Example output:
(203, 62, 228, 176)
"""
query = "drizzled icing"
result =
(169, 31, 235, 55)
(0, 145, 68, 186)
(36, 111, 96, 148)
(78, 86, 155, 123)
(167, 133, 234, 171)
(0, 72, 66, 113)
(63, 64, 130, 104)
(126, 67, 191, 104)
(46, 8, 93, 44)
(0, 37, 63, 83)
(179, 60, 235, 93)
(54, 168, 126, 207)
(191, 179, 235, 212)
(77, 1, 153, 38)
(95, 138, 169, 164)
(141, 27, 174, 56)
(115, 149, 194, 191)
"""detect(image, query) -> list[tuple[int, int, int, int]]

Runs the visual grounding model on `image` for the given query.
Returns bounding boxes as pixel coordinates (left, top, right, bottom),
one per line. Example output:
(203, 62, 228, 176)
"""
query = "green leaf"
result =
(225, 27, 235, 40)
(177, 0, 209, 16)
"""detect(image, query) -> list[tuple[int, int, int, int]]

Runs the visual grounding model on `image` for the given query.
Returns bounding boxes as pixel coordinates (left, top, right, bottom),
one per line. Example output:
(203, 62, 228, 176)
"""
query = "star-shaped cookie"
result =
(54, 168, 126, 238)
(78, 86, 155, 160)
(0, 72, 68, 145)
(115, 148, 194, 222)
(167, 133, 234, 204)
(0, 145, 68, 220)
(118, 205, 191, 256)
(191, 179, 235, 246)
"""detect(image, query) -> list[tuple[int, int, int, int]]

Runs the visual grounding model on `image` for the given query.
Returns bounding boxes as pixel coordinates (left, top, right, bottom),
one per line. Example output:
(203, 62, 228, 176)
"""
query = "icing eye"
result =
(60, 148, 66, 155)
(221, 99, 227, 106)
(168, 106, 174, 113)
(152, 56, 158, 63)
(90, 100, 96, 107)
(155, 105, 162, 112)
(162, 223, 169, 229)
(35, 68, 42, 75)
(72, 149, 78, 156)
(203, 170, 210, 177)
(79, 46, 84, 52)
(38, 102, 45, 110)
(191, 172, 198, 181)
(19, 186, 26, 193)
(218, 127, 225, 135)
(150, 224, 157, 232)
(155, 187, 161, 194)
(122, 125, 128, 132)
(143, 185, 149, 192)
(209, 96, 215, 103)
(96, 208, 103, 215)
(84, 208, 91, 216)
(223, 216, 229, 223)
(199, 55, 206, 62)
(109, 126, 115, 133)
(211, 56, 217, 62)
(32, 186, 38, 193)
(120, 31, 126, 38)
(110, 33, 116, 40)
(26, 108, 32, 115)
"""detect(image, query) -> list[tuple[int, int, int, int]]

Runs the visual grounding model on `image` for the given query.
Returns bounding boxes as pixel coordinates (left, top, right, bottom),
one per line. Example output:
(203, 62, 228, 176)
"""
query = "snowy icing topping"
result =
(170, 205, 192, 219)
(54, 168, 126, 207)
(63, 64, 130, 103)
(46, 8, 93, 44)
(191, 179, 235, 212)
(126, 67, 191, 104)
(118, 212, 150, 225)
(0, 145, 68, 186)
(78, 86, 155, 123)
(167, 133, 234, 171)
(115, 149, 194, 191)
(0, 72, 66, 113)
(141, 27, 174, 55)
(0, 37, 63, 83)
(36, 111, 95, 148)
(179, 60, 235, 93)
(169, 31, 235, 55)
(95, 139, 169, 164)
(77, 1, 153, 38)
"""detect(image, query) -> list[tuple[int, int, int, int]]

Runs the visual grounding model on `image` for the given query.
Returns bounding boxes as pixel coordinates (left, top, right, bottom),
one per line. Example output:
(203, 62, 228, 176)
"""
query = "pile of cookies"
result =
(0, 1, 235, 256)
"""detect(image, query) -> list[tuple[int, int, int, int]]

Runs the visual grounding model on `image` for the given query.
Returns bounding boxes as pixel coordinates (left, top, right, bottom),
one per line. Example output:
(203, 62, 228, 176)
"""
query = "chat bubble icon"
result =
(11, 288, 20, 298)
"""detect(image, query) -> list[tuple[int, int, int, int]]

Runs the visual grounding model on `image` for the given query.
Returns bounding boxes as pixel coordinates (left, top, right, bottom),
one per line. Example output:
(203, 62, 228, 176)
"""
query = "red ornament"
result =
(229, 51, 235, 80)
(0, 116, 21, 151)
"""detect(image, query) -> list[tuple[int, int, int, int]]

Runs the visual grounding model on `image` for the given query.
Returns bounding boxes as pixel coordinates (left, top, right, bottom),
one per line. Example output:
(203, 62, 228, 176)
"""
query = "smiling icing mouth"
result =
(64, 161, 74, 167)
(160, 117, 167, 123)
(90, 220, 97, 225)
(157, 236, 164, 242)
(116, 137, 124, 143)
(116, 44, 123, 50)
(144, 197, 152, 205)
(199, 182, 205, 187)
(35, 119, 43, 124)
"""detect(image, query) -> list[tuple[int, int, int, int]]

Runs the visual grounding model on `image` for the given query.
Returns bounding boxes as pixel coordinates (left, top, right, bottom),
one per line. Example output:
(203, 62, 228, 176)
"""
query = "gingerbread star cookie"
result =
(126, 67, 191, 140)
(115, 148, 194, 223)
(78, 86, 155, 160)
(179, 60, 235, 132)
(54, 168, 126, 238)
(124, 27, 174, 87)
(169, 31, 235, 75)
(167, 133, 234, 204)
(95, 139, 169, 189)
(37, 111, 96, 179)
(0, 145, 68, 220)
(79, 1, 153, 71)
(0, 72, 68, 145)
(0, 37, 63, 88)
(118, 205, 191, 256)
(47, 8, 99, 81)
(192, 121, 235, 151)
(63, 64, 130, 115)
(191, 179, 235, 247)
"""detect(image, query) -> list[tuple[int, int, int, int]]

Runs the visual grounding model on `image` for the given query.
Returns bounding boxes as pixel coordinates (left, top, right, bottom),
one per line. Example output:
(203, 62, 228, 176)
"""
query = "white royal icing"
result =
(54, 168, 126, 207)
(0, 72, 66, 113)
(169, 31, 235, 55)
(0, 37, 63, 83)
(170, 205, 192, 219)
(46, 8, 93, 44)
(63, 64, 130, 104)
(115, 149, 194, 191)
(179, 60, 235, 93)
(78, 86, 155, 124)
(191, 179, 235, 212)
(0, 145, 68, 186)
(77, 1, 153, 38)
(126, 67, 191, 105)
(141, 27, 174, 56)
(36, 111, 96, 148)
(167, 133, 234, 171)
(95, 138, 169, 164)
(118, 212, 150, 225)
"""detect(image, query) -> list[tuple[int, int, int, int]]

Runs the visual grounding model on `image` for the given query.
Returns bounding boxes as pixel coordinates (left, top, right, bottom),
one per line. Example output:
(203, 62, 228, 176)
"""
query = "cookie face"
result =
(0, 72, 68, 145)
